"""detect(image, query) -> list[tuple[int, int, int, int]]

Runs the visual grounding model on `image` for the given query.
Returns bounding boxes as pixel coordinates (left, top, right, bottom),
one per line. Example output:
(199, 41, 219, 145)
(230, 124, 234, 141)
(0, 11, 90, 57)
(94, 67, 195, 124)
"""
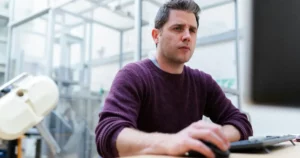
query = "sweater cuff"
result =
(222, 120, 249, 140)
(111, 126, 127, 157)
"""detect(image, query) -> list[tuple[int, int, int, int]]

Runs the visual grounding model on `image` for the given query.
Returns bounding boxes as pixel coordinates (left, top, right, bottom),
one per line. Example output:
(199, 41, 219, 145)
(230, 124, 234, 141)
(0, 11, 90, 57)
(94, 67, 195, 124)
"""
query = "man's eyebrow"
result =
(190, 26, 197, 30)
(171, 24, 197, 29)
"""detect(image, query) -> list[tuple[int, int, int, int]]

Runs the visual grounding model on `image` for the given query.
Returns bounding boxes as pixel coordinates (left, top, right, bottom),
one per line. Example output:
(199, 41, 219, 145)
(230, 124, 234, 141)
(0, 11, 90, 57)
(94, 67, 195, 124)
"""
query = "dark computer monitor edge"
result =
(243, 0, 300, 108)
(242, 0, 257, 107)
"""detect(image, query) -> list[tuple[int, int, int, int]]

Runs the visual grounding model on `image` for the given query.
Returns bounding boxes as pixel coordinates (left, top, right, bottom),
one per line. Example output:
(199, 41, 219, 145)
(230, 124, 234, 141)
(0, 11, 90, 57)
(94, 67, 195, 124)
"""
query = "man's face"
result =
(153, 10, 198, 64)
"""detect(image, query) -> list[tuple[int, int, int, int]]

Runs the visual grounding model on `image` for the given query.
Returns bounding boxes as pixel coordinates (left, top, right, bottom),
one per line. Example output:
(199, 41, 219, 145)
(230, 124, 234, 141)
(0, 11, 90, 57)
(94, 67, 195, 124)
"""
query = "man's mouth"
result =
(179, 46, 190, 50)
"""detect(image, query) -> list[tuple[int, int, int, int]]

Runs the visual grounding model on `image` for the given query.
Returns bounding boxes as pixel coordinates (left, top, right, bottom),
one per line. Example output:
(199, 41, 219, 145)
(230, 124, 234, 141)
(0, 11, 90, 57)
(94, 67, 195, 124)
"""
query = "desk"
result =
(125, 142, 299, 158)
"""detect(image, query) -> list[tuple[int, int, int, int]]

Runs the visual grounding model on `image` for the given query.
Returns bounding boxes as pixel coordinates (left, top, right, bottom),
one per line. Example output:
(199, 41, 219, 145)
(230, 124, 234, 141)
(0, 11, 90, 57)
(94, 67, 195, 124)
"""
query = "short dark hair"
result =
(154, 0, 201, 30)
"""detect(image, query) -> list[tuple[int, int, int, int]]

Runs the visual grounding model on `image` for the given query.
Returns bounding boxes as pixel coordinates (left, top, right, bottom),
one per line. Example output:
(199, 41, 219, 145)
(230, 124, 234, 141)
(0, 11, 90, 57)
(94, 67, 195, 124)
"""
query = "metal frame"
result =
(86, 0, 149, 26)
(119, 31, 123, 68)
(6, 0, 242, 104)
(134, 0, 142, 61)
(4, 0, 14, 81)
(197, 30, 241, 46)
(3, 0, 244, 157)
(45, 8, 55, 76)
(234, 0, 241, 109)
(57, 8, 121, 31)
(8, 8, 50, 28)
(81, 29, 242, 68)
(147, 0, 233, 10)
(4, 0, 241, 77)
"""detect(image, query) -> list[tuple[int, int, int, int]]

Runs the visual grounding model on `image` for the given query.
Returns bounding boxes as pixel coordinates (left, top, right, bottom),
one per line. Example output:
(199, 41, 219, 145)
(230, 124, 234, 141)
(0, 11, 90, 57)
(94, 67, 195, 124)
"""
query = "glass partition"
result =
(198, 2, 235, 37)
(9, 17, 48, 77)
(13, 0, 49, 21)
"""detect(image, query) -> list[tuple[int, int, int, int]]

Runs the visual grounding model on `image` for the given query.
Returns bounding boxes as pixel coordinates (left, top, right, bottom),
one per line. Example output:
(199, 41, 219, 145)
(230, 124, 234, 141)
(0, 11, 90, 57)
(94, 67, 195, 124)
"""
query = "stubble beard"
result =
(163, 51, 190, 66)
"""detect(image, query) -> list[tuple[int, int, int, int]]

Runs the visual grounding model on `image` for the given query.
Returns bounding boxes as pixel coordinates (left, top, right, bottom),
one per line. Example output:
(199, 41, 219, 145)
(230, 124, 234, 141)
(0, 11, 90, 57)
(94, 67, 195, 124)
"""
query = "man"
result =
(95, 0, 253, 158)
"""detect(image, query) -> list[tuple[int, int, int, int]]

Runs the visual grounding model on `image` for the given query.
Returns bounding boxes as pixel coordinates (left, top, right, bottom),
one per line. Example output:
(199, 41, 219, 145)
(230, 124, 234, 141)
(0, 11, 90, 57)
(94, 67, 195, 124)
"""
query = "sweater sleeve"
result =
(95, 65, 143, 158)
(203, 74, 253, 140)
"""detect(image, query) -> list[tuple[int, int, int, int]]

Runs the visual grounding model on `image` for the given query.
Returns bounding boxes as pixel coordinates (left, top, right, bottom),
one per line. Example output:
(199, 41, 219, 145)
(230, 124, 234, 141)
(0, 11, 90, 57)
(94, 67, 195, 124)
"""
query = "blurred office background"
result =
(0, 0, 299, 157)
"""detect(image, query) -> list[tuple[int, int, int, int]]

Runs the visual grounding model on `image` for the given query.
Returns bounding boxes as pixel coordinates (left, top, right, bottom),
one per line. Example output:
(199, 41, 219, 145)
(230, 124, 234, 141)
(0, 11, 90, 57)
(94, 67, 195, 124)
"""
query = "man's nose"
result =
(182, 30, 191, 42)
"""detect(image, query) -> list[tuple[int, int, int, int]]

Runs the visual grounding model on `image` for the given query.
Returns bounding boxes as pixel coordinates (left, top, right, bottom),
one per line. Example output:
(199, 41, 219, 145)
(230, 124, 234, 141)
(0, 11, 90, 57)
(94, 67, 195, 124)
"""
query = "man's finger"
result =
(184, 138, 215, 158)
(192, 121, 229, 147)
(188, 129, 229, 151)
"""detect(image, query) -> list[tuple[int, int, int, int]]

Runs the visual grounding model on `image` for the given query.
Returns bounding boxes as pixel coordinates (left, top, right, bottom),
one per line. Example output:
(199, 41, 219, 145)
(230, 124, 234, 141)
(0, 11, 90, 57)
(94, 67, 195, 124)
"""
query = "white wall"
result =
(187, 41, 237, 88)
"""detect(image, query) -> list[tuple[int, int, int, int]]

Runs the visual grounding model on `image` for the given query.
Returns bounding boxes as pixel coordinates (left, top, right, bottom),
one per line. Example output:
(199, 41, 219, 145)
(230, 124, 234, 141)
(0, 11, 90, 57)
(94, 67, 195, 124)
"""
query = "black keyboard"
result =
(230, 135, 296, 152)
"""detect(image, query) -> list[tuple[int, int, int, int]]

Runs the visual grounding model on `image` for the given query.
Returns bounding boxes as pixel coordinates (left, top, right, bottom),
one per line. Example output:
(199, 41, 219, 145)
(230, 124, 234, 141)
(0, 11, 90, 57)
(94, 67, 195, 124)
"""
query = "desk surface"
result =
(125, 141, 299, 158)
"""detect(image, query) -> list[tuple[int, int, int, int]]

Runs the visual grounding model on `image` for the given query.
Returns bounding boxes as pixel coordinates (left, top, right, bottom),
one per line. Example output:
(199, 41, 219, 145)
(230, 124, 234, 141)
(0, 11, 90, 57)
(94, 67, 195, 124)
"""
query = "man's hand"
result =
(222, 125, 241, 142)
(164, 120, 230, 158)
(116, 121, 231, 158)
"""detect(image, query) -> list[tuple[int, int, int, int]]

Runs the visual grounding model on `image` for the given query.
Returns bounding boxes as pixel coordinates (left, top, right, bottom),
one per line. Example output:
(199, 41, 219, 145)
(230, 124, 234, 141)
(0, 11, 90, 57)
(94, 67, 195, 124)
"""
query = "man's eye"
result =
(174, 27, 182, 31)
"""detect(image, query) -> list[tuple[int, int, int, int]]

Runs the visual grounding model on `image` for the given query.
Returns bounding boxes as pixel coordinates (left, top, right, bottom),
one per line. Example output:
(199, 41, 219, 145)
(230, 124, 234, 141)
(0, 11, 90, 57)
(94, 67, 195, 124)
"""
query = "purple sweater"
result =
(95, 59, 253, 158)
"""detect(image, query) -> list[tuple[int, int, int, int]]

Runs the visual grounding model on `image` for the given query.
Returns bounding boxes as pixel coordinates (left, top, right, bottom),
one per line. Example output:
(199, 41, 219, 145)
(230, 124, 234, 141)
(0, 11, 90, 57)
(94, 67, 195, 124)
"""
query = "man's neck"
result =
(155, 53, 184, 74)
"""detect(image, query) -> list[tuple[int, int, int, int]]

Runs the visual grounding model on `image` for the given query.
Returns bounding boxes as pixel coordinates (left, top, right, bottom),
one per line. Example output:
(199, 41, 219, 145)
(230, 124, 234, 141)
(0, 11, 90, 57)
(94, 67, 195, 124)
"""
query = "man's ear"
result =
(152, 28, 160, 45)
